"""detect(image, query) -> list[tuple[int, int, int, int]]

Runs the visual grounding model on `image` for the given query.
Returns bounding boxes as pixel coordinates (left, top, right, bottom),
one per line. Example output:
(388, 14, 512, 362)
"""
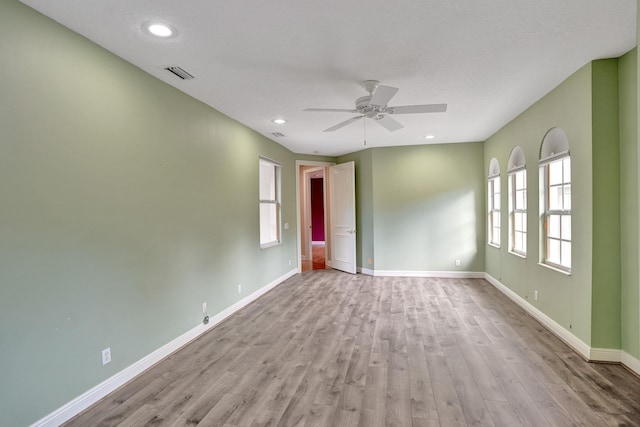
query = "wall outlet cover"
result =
(101, 347, 111, 366)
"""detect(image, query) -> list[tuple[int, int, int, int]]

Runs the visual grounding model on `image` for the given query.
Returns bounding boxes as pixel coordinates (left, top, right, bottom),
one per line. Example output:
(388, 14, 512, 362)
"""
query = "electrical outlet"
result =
(284, 222, 289, 230)
(455, 259, 461, 267)
(202, 302, 207, 314)
(534, 290, 539, 301)
(101, 347, 111, 366)
(367, 257, 373, 265)
(238, 284, 242, 294)
(288, 259, 291, 266)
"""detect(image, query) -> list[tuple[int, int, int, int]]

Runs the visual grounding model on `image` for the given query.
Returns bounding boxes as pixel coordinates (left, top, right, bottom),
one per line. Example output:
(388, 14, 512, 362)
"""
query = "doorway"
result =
(309, 175, 326, 270)
(296, 161, 332, 273)
(296, 160, 356, 274)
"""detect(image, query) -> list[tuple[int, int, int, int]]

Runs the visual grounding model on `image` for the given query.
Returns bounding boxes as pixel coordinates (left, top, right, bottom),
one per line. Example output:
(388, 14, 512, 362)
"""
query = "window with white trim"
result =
(259, 157, 281, 248)
(508, 147, 527, 256)
(488, 158, 501, 247)
(539, 128, 571, 271)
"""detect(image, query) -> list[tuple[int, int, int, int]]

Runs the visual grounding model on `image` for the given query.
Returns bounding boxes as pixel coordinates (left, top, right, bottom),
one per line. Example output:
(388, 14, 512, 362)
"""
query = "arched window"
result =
(539, 128, 571, 271)
(508, 147, 527, 256)
(488, 158, 501, 247)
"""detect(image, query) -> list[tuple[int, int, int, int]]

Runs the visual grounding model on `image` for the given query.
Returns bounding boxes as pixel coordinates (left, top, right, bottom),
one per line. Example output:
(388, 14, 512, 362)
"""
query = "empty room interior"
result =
(2, 0, 640, 425)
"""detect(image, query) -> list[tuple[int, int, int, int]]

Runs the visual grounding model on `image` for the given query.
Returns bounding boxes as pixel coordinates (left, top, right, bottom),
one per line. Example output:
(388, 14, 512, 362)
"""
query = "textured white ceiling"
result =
(21, 0, 637, 156)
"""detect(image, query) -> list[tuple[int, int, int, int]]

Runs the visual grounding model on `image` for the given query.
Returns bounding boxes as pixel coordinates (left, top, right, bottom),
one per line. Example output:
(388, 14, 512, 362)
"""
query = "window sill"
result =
(509, 251, 527, 259)
(537, 262, 572, 276)
(260, 241, 281, 249)
(488, 243, 500, 249)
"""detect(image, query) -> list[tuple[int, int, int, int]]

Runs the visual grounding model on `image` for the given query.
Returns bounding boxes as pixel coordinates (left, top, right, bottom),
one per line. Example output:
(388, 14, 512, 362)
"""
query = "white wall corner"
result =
(621, 351, 640, 376)
(483, 273, 592, 360)
(31, 268, 298, 427)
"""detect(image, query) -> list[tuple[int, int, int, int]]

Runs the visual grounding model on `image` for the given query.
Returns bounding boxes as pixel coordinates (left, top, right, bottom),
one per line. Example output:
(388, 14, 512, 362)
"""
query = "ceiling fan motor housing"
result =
(355, 95, 382, 118)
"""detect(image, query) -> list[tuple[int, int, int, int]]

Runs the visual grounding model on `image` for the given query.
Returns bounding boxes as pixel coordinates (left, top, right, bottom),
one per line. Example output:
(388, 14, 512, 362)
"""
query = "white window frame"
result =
(259, 157, 281, 248)
(509, 168, 527, 257)
(540, 155, 571, 272)
(488, 175, 501, 248)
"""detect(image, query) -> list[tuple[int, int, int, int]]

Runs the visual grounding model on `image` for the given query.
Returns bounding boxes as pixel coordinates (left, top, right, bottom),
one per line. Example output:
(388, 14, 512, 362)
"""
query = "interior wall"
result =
(590, 59, 622, 349)
(620, 47, 639, 358)
(370, 143, 485, 272)
(311, 178, 325, 241)
(483, 62, 594, 346)
(0, 2, 306, 425)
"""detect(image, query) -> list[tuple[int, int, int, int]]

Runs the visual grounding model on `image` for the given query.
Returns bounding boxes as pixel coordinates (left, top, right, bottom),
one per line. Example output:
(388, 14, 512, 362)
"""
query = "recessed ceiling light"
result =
(272, 118, 287, 124)
(424, 135, 436, 140)
(146, 23, 175, 38)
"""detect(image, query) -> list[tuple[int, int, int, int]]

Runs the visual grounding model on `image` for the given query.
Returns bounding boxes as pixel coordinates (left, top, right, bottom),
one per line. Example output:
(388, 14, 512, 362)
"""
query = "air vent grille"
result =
(271, 132, 285, 138)
(164, 66, 194, 80)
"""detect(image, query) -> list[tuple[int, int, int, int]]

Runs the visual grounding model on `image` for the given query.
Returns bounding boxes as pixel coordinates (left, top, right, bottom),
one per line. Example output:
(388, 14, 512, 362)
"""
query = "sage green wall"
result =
(591, 59, 621, 349)
(370, 143, 485, 272)
(620, 48, 639, 358)
(484, 63, 594, 345)
(0, 1, 299, 425)
(337, 149, 375, 270)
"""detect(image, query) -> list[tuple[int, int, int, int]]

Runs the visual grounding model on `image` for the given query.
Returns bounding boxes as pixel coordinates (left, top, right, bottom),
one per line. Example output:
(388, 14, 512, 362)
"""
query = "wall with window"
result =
(0, 2, 312, 425)
(484, 56, 632, 352)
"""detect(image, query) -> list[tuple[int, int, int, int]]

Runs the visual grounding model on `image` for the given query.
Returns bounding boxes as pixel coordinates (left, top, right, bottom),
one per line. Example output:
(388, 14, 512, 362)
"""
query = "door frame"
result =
(295, 160, 334, 272)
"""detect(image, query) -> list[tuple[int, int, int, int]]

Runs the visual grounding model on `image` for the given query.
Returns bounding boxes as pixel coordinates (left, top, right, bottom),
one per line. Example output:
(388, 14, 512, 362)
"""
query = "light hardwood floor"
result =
(65, 270, 640, 426)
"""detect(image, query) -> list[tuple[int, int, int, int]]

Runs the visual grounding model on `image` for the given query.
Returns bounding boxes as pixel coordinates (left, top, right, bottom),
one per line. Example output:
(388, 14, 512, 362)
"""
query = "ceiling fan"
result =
(304, 80, 447, 132)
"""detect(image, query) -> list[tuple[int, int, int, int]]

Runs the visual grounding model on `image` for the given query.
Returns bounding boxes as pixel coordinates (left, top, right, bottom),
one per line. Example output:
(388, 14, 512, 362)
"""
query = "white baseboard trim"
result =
(358, 267, 375, 276)
(484, 273, 592, 360)
(372, 270, 485, 279)
(590, 348, 622, 363)
(31, 269, 298, 427)
(622, 351, 640, 376)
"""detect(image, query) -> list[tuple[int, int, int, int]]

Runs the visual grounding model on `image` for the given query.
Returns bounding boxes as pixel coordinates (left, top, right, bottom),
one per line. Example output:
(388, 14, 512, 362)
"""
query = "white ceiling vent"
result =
(164, 66, 194, 80)
(271, 132, 285, 138)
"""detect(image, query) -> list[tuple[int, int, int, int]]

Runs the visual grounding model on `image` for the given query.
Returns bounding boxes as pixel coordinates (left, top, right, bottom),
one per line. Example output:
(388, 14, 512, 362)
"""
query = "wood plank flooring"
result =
(65, 270, 640, 426)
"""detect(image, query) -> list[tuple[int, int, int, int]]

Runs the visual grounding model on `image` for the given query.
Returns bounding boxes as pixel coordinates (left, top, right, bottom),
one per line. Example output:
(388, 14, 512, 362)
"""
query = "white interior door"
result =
(329, 161, 356, 274)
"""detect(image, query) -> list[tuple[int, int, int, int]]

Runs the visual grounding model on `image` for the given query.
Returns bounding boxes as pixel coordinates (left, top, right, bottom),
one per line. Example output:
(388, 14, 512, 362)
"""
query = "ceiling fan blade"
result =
(323, 115, 364, 132)
(374, 115, 404, 132)
(369, 85, 399, 106)
(304, 108, 357, 113)
(387, 103, 447, 114)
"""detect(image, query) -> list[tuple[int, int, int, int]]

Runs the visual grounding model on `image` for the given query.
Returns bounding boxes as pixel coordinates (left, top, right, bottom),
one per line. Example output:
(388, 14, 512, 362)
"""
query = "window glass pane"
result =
(514, 232, 523, 252)
(549, 160, 563, 185)
(515, 212, 523, 231)
(563, 184, 571, 210)
(515, 170, 525, 188)
(561, 215, 571, 241)
(515, 189, 525, 210)
(548, 215, 560, 239)
(549, 185, 563, 210)
(259, 203, 278, 244)
(563, 158, 571, 183)
(493, 227, 500, 244)
(521, 233, 527, 254)
(561, 241, 572, 268)
(548, 238, 560, 265)
(259, 160, 275, 200)
(492, 212, 500, 227)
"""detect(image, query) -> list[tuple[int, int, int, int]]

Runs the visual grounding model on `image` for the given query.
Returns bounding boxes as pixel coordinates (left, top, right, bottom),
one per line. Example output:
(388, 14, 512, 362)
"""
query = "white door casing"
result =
(329, 161, 356, 274)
